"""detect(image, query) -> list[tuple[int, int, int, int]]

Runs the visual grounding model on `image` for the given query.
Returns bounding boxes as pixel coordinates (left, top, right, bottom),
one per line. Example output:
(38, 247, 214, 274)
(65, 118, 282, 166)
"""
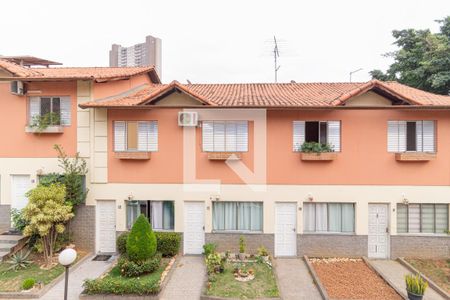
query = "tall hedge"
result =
(126, 214, 157, 262)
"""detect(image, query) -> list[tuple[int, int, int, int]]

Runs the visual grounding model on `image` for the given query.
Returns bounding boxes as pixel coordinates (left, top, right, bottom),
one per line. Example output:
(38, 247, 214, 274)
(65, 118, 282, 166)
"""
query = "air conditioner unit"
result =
(178, 112, 198, 126)
(10, 81, 25, 95)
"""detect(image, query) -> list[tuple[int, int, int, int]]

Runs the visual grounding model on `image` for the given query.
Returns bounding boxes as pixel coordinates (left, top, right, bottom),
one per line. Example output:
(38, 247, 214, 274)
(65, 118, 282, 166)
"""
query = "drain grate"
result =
(92, 255, 112, 261)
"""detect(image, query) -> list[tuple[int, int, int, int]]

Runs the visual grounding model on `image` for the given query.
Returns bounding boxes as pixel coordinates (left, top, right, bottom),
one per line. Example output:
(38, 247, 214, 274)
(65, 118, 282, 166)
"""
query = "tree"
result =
(371, 16, 450, 95)
(126, 214, 157, 262)
(54, 144, 88, 210)
(22, 184, 74, 266)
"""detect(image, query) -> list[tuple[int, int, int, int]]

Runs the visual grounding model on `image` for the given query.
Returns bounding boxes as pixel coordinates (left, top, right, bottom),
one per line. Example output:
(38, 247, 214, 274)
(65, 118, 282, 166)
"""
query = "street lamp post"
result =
(58, 248, 77, 300)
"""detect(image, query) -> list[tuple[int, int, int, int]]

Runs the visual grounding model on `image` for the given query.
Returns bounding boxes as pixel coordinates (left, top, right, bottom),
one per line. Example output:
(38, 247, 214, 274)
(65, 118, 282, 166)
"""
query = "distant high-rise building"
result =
(109, 35, 162, 77)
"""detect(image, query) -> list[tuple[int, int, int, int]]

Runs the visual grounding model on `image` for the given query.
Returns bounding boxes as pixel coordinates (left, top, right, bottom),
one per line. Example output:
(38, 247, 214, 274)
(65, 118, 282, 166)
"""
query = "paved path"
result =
(40, 255, 114, 300)
(274, 258, 322, 300)
(370, 259, 446, 300)
(160, 256, 206, 300)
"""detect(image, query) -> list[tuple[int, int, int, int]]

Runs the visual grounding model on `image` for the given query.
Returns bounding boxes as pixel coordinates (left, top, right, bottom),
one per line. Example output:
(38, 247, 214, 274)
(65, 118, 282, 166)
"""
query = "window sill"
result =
(395, 233, 448, 237)
(303, 232, 355, 235)
(211, 230, 263, 234)
(25, 125, 64, 134)
(300, 152, 337, 161)
(395, 152, 436, 161)
(207, 152, 242, 160)
(115, 152, 151, 160)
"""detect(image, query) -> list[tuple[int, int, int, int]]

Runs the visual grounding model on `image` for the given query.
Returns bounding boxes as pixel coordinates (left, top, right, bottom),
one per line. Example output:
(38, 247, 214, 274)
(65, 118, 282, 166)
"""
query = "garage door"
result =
(184, 202, 205, 254)
(97, 200, 116, 253)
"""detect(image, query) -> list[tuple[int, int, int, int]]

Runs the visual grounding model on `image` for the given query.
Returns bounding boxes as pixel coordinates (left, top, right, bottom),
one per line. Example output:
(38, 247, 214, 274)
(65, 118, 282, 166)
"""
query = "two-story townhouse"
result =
(0, 58, 449, 259)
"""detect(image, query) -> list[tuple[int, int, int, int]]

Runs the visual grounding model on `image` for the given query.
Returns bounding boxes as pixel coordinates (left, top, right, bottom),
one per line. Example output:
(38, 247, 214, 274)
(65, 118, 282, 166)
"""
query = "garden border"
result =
(0, 251, 92, 299)
(200, 256, 282, 300)
(362, 256, 407, 300)
(303, 255, 329, 300)
(397, 257, 450, 299)
(78, 255, 178, 300)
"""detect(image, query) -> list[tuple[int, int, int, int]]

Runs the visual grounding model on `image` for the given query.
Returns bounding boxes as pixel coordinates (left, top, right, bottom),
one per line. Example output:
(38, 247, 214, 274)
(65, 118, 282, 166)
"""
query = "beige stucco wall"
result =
(345, 91, 393, 106)
(86, 183, 450, 236)
(154, 92, 203, 106)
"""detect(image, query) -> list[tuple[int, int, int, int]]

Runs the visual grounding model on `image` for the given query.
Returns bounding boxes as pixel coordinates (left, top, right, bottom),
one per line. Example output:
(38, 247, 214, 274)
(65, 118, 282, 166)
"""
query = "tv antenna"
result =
(273, 36, 281, 83)
(349, 68, 363, 82)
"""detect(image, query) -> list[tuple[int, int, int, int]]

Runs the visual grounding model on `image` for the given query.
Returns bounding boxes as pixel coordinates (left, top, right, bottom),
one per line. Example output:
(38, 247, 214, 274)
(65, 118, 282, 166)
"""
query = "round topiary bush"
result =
(116, 232, 129, 255)
(22, 278, 36, 290)
(126, 214, 157, 262)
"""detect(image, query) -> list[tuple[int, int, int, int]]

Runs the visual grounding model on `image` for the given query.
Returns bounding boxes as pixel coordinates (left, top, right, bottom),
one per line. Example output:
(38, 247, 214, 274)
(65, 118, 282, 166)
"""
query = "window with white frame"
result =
(126, 200, 174, 230)
(303, 203, 355, 233)
(29, 96, 71, 126)
(202, 121, 248, 152)
(293, 121, 341, 151)
(387, 121, 435, 152)
(114, 121, 158, 152)
(212, 202, 263, 232)
(397, 203, 448, 234)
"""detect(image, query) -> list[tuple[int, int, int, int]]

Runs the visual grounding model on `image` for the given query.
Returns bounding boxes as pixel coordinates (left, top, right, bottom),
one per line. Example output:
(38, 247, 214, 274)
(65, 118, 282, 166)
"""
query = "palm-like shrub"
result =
(126, 214, 157, 262)
(8, 250, 32, 271)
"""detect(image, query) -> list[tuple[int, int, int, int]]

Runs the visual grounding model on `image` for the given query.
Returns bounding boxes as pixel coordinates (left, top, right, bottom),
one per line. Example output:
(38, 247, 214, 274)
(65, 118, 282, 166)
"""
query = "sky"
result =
(0, 0, 448, 84)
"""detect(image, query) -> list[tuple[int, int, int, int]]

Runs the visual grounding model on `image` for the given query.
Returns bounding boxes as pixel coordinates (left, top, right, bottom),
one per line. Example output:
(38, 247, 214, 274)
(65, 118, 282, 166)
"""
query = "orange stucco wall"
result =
(93, 74, 151, 99)
(0, 81, 77, 157)
(108, 108, 450, 186)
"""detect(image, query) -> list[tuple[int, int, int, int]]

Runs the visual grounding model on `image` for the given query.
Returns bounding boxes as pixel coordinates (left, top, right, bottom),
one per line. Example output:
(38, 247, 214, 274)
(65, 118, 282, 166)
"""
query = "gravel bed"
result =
(310, 258, 402, 300)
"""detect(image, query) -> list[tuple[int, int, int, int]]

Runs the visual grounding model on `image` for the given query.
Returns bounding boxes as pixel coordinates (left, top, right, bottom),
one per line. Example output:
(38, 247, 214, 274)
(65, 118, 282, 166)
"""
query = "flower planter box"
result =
(395, 152, 436, 162)
(115, 152, 151, 160)
(300, 152, 337, 161)
(207, 152, 242, 161)
(25, 126, 64, 134)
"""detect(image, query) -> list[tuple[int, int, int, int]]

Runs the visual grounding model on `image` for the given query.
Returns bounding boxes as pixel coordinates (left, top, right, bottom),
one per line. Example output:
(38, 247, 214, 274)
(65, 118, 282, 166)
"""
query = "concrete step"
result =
(0, 235, 24, 244)
(0, 243, 15, 252)
(0, 252, 9, 260)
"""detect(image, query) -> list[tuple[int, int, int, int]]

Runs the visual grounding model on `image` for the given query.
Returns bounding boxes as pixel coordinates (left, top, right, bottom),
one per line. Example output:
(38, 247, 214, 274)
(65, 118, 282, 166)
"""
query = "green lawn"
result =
(0, 251, 87, 292)
(406, 258, 450, 293)
(83, 259, 169, 295)
(206, 261, 279, 299)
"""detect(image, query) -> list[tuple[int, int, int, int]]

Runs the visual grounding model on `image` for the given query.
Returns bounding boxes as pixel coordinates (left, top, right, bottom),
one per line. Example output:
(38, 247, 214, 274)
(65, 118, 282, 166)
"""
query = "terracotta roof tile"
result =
(0, 59, 158, 82)
(79, 81, 450, 108)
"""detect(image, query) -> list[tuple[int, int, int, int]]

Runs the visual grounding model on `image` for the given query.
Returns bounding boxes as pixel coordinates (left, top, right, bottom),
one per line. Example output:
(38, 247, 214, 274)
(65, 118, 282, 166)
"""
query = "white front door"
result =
(97, 200, 116, 253)
(275, 202, 297, 257)
(368, 204, 389, 259)
(11, 175, 31, 226)
(184, 202, 205, 254)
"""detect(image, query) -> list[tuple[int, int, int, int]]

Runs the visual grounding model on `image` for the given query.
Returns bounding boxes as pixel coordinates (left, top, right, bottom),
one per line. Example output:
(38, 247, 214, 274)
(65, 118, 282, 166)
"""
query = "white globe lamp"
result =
(58, 248, 77, 300)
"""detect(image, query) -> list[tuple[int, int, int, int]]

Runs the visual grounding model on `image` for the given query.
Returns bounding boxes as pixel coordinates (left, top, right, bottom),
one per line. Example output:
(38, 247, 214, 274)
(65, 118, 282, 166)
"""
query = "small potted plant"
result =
(257, 245, 269, 262)
(405, 273, 428, 300)
(238, 236, 246, 260)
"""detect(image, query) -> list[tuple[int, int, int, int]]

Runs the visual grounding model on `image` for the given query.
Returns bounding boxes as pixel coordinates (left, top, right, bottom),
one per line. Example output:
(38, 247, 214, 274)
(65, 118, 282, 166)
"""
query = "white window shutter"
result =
(422, 121, 435, 152)
(213, 121, 225, 152)
(398, 121, 407, 152)
(60, 97, 71, 125)
(202, 121, 214, 152)
(387, 121, 398, 152)
(327, 121, 341, 152)
(225, 122, 237, 152)
(293, 121, 305, 151)
(137, 121, 149, 151)
(114, 121, 126, 151)
(148, 121, 158, 151)
(236, 121, 248, 152)
(416, 121, 423, 152)
(29, 97, 40, 124)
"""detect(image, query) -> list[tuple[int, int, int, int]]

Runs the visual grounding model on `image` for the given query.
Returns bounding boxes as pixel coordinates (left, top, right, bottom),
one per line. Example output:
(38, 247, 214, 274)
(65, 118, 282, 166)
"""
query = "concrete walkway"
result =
(160, 256, 206, 300)
(274, 258, 322, 300)
(40, 254, 114, 300)
(370, 259, 446, 300)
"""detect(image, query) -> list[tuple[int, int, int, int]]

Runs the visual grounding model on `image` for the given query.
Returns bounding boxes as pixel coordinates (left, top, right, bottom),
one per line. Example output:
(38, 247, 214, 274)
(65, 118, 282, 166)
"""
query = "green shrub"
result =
(405, 273, 428, 295)
(203, 243, 216, 256)
(22, 278, 36, 290)
(239, 236, 246, 253)
(117, 232, 129, 255)
(7, 250, 32, 271)
(205, 252, 223, 274)
(257, 246, 269, 256)
(299, 142, 334, 153)
(155, 232, 180, 257)
(118, 253, 162, 277)
(126, 214, 157, 262)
